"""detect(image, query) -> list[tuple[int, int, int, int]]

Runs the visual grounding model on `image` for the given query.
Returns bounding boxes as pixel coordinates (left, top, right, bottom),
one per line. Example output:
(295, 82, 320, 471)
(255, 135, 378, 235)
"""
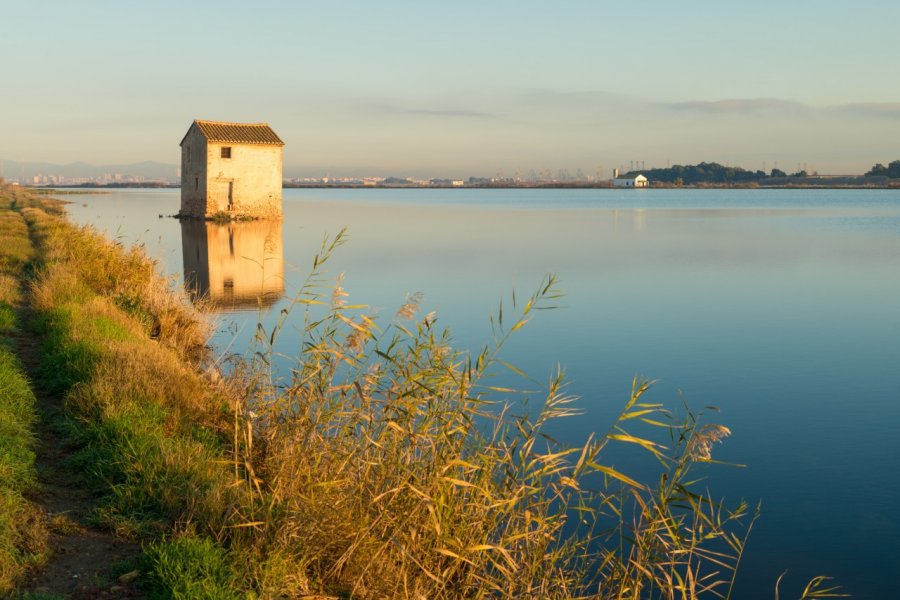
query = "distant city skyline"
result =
(2, 1, 898, 176)
(4, 156, 874, 188)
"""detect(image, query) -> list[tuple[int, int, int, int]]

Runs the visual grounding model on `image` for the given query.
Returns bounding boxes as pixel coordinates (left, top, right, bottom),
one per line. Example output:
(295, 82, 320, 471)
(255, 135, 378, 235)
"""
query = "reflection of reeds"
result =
(220, 230, 769, 598)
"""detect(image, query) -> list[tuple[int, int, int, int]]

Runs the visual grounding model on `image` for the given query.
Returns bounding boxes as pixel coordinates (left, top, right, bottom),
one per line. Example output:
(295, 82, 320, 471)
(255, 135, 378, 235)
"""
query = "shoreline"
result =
(0, 185, 759, 598)
(22, 181, 900, 192)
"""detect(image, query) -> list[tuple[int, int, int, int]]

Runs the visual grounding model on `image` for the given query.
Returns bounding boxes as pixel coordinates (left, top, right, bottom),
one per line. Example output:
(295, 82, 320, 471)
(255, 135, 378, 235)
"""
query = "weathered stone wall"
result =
(180, 127, 208, 217)
(179, 124, 283, 219)
(206, 143, 283, 219)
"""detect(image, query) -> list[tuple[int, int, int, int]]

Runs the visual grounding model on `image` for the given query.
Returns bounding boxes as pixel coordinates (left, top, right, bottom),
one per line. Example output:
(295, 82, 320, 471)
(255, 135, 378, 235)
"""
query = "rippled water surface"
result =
(64, 187, 900, 599)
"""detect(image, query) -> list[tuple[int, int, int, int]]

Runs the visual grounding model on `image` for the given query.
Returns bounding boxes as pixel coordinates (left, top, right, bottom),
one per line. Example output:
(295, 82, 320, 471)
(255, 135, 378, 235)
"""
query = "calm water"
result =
(63, 188, 900, 599)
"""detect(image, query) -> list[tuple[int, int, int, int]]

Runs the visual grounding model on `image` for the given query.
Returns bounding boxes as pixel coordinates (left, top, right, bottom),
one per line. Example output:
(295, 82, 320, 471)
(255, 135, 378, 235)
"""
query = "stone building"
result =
(179, 120, 284, 219)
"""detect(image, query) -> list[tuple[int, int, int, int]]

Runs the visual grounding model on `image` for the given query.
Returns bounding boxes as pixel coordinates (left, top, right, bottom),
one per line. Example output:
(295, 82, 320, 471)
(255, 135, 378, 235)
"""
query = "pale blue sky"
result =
(2, 0, 898, 176)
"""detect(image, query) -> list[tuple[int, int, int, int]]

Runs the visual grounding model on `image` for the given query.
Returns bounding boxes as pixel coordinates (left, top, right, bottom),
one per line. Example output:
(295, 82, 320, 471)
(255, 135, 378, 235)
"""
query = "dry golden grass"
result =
(0, 274, 22, 306)
(0, 189, 48, 592)
(201, 231, 757, 599)
(23, 204, 210, 359)
(18, 199, 259, 545)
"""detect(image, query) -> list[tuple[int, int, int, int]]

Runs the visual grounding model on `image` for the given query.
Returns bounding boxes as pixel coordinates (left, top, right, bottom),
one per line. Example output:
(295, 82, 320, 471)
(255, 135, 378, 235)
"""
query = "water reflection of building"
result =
(181, 221, 284, 310)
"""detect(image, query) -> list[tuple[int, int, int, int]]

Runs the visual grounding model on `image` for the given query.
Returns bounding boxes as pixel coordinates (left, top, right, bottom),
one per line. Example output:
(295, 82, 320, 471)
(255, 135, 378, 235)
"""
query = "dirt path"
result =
(6, 202, 146, 600)
(10, 327, 143, 599)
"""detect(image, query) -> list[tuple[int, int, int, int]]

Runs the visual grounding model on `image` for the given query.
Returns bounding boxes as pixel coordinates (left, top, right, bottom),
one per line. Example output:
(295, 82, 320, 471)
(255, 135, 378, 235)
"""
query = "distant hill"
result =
(0, 159, 179, 182)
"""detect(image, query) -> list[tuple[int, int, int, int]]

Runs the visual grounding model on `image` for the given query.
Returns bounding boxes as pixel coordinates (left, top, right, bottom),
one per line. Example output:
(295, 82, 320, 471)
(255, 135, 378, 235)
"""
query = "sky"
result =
(2, 0, 899, 177)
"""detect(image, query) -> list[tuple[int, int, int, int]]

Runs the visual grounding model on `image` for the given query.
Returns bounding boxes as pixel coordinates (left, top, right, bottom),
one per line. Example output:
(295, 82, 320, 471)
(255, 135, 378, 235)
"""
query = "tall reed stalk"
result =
(218, 230, 770, 599)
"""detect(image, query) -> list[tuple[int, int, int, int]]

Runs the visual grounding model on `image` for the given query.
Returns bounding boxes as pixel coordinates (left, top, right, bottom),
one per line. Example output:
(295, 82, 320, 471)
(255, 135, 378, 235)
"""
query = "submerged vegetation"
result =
(0, 184, 840, 598)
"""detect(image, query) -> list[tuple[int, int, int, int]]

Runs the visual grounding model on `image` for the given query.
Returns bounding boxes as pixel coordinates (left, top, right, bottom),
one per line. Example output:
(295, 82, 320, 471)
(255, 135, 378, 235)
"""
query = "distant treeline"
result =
(625, 160, 900, 186)
(866, 160, 900, 178)
(623, 162, 799, 185)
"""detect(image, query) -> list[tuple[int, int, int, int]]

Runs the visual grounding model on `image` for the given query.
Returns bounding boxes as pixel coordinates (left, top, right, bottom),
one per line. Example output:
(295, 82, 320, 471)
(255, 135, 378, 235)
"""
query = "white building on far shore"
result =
(611, 170, 649, 188)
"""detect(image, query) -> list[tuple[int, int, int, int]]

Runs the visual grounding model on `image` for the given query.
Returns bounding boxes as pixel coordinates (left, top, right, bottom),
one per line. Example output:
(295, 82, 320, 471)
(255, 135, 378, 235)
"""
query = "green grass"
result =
(0, 348, 37, 491)
(0, 303, 16, 334)
(0, 349, 42, 580)
(1, 186, 229, 593)
(205, 211, 258, 224)
(31, 303, 138, 396)
(19, 196, 236, 593)
(32, 311, 103, 396)
(0, 187, 47, 593)
(141, 535, 242, 600)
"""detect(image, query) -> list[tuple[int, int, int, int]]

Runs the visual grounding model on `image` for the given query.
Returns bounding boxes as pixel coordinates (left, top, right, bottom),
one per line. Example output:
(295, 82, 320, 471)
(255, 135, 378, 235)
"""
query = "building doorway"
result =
(214, 179, 234, 212)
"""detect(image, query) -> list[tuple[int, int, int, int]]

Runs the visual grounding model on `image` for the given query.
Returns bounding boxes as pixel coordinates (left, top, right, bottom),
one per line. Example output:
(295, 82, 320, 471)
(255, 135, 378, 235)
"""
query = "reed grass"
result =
(197, 230, 756, 598)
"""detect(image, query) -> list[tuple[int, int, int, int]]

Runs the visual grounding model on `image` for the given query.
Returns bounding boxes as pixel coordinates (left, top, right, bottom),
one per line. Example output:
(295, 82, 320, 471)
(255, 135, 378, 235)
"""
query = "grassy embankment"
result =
(2, 184, 839, 598)
(15, 189, 243, 597)
(0, 190, 47, 592)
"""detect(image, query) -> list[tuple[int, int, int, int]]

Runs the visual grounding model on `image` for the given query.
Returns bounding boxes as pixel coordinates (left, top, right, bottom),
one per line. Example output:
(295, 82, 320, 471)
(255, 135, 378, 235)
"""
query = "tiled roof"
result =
(189, 120, 284, 146)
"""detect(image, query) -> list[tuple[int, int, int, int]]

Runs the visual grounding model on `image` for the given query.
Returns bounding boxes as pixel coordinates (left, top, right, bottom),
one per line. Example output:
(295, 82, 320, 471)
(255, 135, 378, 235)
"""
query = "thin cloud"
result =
(666, 98, 900, 121)
(835, 102, 900, 119)
(666, 98, 806, 114)
(363, 102, 497, 119)
(514, 88, 632, 107)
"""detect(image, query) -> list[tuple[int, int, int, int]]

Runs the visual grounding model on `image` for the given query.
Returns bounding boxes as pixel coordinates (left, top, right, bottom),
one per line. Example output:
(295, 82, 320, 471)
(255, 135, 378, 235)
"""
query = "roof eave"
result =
(178, 120, 201, 148)
(193, 120, 284, 145)
(206, 140, 285, 147)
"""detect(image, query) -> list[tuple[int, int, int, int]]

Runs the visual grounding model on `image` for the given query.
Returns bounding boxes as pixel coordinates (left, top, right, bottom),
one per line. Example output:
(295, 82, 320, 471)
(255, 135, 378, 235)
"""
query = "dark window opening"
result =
(221, 147, 232, 159)
(194, 177, 199, 191)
